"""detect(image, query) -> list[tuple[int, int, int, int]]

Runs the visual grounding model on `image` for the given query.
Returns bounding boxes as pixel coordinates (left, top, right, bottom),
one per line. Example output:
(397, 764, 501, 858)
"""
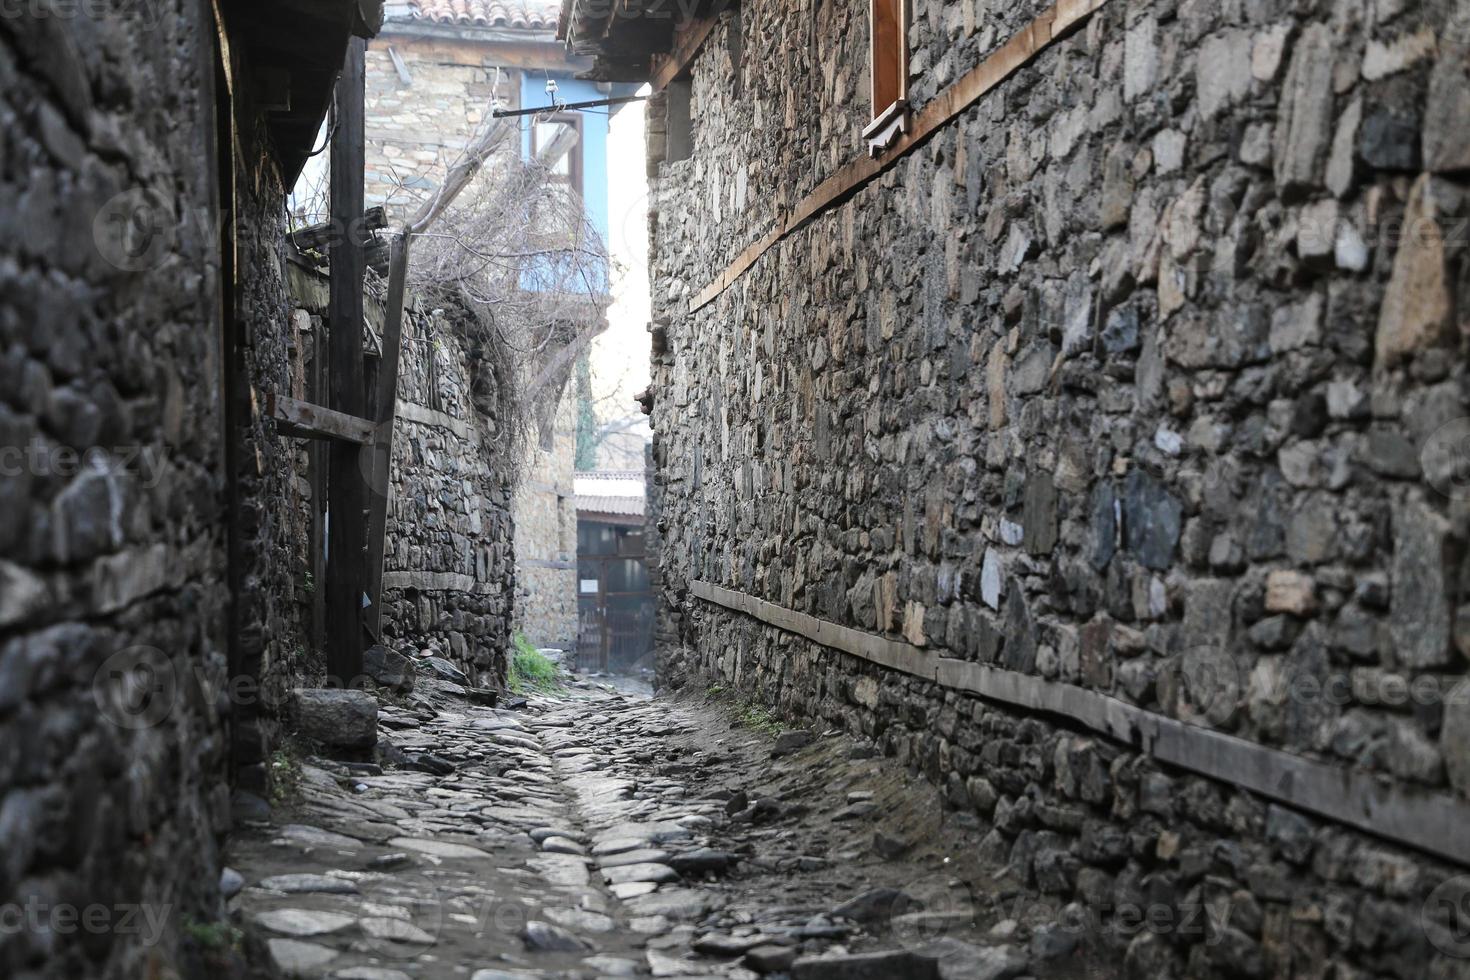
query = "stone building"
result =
(284, 261, 518, 690)
(0, 1, 384, 976)
(514, 395, 580, 651)
(363, 0, 589, 217)
(566, 0, 1470, 974)
(574, 470, 653, 670)
(353, 0, 633, 652)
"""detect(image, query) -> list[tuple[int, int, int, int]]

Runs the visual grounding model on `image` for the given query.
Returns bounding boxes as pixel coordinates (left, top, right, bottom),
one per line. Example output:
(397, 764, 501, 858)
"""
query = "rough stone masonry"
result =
(631, 0, 1470, 976)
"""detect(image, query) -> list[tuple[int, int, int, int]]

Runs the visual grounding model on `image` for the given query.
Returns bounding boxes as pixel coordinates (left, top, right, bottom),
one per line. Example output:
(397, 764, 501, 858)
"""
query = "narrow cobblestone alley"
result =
(9, 1, 1470, 978)
(227, 675, 1050, 980)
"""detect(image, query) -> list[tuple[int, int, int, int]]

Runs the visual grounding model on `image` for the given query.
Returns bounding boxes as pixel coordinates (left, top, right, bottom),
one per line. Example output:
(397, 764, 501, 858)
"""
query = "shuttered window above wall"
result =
(864, 0, 909, 155)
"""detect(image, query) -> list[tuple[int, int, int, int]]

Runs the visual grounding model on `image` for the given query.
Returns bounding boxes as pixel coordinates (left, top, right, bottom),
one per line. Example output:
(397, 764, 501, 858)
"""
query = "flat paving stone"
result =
(255, 908, 357, 937)
(528, 853, 591, 887)
(543, 907, 616, 933)
(269, 938, 339, 977)
(597, 848, 670, 869)
(257, 873, 359, 894)
(386, 837, 490, 859)
(609, 881, 659, 899)
(332, 968, 413, 980)
(523, 919, 595, 952)
(603, 862, 679, 886)
(591, 836, 651, 856)
(359, 916, 436, 944)
(278, 824, 362, 851)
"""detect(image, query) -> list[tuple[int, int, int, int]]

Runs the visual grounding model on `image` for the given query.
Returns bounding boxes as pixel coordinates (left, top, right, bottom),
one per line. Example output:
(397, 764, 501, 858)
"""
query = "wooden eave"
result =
(220, 0, 387, 186)
(377, 18, 595, 72)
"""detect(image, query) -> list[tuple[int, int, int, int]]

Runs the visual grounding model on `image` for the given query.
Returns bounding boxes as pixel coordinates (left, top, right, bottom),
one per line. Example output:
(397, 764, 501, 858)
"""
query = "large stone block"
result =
(1389, 497, 1451, 668)
(1273, 23, 1335, 192)
(1375, 175, 1451, 368)
(291, 689, 379, 750)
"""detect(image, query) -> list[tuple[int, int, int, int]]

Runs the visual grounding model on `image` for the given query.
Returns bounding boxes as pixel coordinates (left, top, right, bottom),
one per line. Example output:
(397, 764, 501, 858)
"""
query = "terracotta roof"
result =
(575, 471, 645, 517)
(405, 0, 560, 29)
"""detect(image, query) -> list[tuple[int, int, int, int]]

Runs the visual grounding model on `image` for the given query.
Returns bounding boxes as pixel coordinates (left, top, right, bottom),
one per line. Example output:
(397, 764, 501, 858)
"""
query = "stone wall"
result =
(513, 392, 579, 651)
(380, 300, 517, 687)
(285, 270, 518, 690)
(363, 32, 519, 218)
(648, 0, 1470, 975)
(0, 2, 291, 975)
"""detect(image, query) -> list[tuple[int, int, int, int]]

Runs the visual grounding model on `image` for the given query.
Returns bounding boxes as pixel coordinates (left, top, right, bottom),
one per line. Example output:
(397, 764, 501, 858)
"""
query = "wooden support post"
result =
(364, 231, 410, 638)
(326, 37, 369, 683)
(308, 328, 327, 657)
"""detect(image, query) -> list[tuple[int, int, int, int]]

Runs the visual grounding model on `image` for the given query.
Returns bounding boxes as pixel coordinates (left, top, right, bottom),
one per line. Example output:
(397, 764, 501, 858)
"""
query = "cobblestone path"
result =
(227, 676, 1083, 979)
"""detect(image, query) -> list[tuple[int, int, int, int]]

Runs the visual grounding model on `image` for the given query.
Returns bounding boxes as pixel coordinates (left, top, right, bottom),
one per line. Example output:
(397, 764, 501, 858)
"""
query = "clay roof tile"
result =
(407, 0, 560, 29)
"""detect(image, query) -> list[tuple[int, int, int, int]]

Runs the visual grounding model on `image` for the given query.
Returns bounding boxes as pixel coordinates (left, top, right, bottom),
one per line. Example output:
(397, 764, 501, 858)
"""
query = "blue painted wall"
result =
(518, 73, 636, 249)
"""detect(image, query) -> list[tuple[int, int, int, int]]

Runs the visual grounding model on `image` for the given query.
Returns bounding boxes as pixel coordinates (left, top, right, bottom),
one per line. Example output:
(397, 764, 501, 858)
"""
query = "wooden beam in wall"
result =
(687, 0, 1110, 312)
(267, 392, 376, 444)
(287, 205, 387, 253)
(326, 37, 370, 682)
(647, 0, 730, 92)
(691, 581, 1470, 868)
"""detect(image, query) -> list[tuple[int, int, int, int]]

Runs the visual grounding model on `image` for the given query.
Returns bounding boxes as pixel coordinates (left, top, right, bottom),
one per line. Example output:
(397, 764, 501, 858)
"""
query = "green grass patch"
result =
(509, 633, 563, 694)
(184, 919, 242, 952)
(737, 703, 783, 736)
(268, 744, 303, 808)
(703, 679, 784, 735)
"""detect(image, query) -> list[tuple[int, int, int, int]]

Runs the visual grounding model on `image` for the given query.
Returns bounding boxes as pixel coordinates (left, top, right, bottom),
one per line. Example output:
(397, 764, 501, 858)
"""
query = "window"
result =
(864, 0, 909, 155)
(531, 113, 583, 199)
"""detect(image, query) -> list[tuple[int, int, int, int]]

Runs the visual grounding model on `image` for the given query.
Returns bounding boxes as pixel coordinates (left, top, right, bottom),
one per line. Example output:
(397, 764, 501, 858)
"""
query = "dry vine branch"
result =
(398, 112, 612, 485)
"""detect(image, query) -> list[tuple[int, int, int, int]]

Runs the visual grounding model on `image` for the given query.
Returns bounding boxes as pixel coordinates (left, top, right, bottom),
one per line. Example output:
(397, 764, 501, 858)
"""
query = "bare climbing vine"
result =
(406, 116, 609, 482)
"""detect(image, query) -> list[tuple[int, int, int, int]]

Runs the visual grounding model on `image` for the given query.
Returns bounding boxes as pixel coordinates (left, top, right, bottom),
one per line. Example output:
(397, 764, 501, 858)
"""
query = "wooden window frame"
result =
(531, 112, 585, 200)
(863, 0, 910, 155)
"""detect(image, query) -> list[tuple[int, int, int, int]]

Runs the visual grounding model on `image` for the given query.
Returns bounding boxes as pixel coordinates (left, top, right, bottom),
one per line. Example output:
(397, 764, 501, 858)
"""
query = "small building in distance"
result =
(357, 0, 636, 654)
(574, 471, 653, 674)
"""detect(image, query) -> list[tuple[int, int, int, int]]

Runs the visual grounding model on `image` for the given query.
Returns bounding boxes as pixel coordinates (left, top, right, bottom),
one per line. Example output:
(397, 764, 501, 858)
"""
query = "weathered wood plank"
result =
(693, 580, 1470, 867)
(286, 205, 387, 252)
(266, 392, 375, 444)
(325, 37, 369, 682)
(363, 231, 409, 637)
(688, 0, 1113, 313)
(648, 4, 727, 92)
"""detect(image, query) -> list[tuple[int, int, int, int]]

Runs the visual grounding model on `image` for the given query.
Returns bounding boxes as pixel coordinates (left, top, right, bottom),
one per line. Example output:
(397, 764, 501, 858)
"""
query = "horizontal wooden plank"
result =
(688, 0, 1112, 313)
(287, 205, 387, 252)
(692, 579, 1470, 867)
(267, 392, 377, 444)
